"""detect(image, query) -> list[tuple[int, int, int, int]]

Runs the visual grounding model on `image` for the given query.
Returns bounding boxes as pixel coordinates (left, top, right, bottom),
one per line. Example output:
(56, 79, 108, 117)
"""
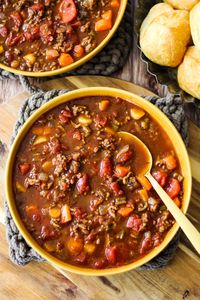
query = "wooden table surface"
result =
(0, 2, 200, 300)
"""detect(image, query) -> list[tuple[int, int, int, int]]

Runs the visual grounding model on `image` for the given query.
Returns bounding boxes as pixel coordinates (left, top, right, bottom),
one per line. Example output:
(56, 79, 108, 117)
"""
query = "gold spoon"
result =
(118, 131, 200, 254)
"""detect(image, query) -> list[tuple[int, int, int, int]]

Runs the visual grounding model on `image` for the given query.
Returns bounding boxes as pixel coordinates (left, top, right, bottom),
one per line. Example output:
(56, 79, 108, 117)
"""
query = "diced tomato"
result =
(87, 160, 98, 175)
(71, 21, 81, 27)
(59, 109, 72, 124)
(100, 157, 112, 178)
(46, 49, 59, 60)
(74, 252, 86, 263)
(90, 198, 102, 211)
(23, 31, 31, 42)
(74, 208, 82, 219)
(0, 26, 8, 38)
(61, 182, 69, 191)
(115, 243, 129, 262)
(73, 44, 84, 58)
(73, 129, 82, 141)
(24, 26, 40, 42)
(115, 165, 129, 177)
(76, 174, 89, 194)
(31, 3, 44, 10)
(58, 0, 77, 23)
(140, 236, 152, 254)
(5, 33, 23, 47)
(105, 245, 117, 264)
(25, 205, 38, 216)
(32, 212, 41, 222)
(165, 178, 181, 199)
(19, 163, 31, 175)
(94, 259, 107, 269)
(49, 139, 61, 154)
(40, 21, 53, 44)
(152, 170, 168, 187)
(94, 114, 108, 127)
(126, 214, 143, 232)
(116, 150, 133, 163)
(4, 51, 13, 61)
(41, 225, 56, 240)
(152, 233, 162, 247)
(27, 205, 41, 222)
(10, 11, 23, 27)
(110, 182, 124, 196)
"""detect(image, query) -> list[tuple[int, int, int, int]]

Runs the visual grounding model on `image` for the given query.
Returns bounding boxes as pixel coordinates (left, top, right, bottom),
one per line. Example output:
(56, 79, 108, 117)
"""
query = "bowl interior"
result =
(0, 0, 128, 77)
(5, 87, 192, 276)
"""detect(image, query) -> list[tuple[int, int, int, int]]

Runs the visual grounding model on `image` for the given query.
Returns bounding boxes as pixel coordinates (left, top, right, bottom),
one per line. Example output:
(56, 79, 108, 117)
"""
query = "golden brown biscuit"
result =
(165, 0, 199, 10)
(140, 3, 191, 67)
(190, 3, 200, 48)
(178, 46, 200, 99)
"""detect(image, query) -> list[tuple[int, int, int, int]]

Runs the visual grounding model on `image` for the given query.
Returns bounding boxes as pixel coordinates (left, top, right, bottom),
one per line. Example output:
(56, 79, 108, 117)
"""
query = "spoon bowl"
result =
(118, 131, 152, 175)
(118, 131, 200, 254)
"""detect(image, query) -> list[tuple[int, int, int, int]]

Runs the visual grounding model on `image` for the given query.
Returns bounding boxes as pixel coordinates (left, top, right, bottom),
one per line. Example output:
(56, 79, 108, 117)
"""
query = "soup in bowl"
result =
(0, 0, 127, 76)
(5, 87, 191, 275)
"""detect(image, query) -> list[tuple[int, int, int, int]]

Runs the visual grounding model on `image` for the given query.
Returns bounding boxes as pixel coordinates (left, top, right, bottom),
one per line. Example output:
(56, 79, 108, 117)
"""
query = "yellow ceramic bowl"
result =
(0, 1, 127, 77)
(5, 87, 192, 276)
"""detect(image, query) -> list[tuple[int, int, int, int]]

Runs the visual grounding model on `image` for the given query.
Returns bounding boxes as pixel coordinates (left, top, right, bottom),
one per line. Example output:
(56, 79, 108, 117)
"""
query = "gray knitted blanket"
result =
(5, 89, 188, 270)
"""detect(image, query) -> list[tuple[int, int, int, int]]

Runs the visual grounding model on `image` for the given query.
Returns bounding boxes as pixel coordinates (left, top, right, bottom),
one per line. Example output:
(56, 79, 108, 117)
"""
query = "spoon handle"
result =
(146, 173, 200, 254)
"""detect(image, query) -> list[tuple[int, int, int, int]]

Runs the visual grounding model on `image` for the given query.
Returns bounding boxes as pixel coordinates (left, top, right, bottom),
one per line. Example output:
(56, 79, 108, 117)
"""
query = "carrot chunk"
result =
(49, 207, 61, 219)
(32, 125, 52, 136)
(25, 205, 38, 215)
(95, 10, 112, 32)
(138, 189, 148, 202)
(118, 207, 133, 217)
(137, 175, 152, 191)
(115, 165, 130, 177)
(67, 237, 83, 254)
(163, 155, 177, 170)
(111, 0, 120, 8)
(32, 127, 44, 135)
(99, 100, 110, 111)
(58, 53, 74, 67)
(173, 197, 181, 208)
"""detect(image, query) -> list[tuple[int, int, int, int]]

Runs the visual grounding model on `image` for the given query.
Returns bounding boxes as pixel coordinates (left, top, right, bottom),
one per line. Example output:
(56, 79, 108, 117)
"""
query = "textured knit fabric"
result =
(5, 89, 188, 269)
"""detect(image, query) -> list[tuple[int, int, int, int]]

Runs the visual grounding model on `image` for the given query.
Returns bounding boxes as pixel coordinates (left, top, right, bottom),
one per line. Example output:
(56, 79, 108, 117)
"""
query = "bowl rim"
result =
(5, 87, 192, 276)
(0, 0, 128, 77)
